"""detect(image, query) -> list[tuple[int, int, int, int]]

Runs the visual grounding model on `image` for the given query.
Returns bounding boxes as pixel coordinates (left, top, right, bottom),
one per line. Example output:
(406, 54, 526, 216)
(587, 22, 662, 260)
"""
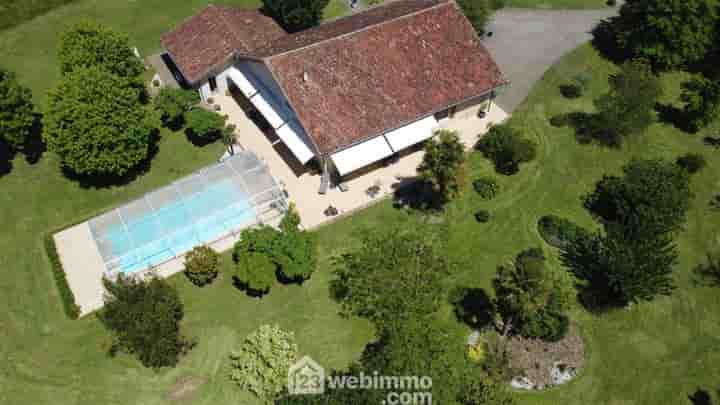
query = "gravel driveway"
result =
(483, 6, 619, 112)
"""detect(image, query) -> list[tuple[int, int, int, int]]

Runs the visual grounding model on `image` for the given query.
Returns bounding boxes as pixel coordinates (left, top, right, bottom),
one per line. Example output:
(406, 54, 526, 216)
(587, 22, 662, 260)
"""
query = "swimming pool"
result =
(88, 151, 286, 275)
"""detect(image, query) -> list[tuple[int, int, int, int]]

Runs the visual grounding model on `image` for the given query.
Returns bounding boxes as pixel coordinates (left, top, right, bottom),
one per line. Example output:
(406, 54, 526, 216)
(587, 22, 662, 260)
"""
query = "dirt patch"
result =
(166, 376, 207, 402)
(506, 326, 585, 390)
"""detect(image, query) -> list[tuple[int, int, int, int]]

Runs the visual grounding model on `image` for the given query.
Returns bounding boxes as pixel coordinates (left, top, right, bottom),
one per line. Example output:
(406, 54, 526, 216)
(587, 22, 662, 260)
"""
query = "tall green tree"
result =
(229, 324, 298, 402)
(562, 229, 678, 306)
(332, 228, 450, 328)
(681, 76, 720, 132)
(276, 205, 317, 283)
(564, 159, 690, 307)
(364, 316, 479, 405)
(99, 275, 191, 368)
(456, 0, 492, 35)
(0, 67, 34, 151)
(261, 0, 329, 32)
(608, 0, 718, 69)
(477, 124, 537, 175)
(44, 66, 156, 177)
(418, 129, 466, 206)
(583, 159, 691, 238)
(153, 88, 198, 129)
(493, 248, 572, 341)
(59, 21, 144, 79)
(594, 60, 662, 139)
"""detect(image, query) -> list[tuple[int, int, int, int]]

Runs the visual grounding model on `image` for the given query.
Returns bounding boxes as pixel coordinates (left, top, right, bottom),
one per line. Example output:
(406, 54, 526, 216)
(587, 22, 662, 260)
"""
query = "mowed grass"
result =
(0, 0, 348, 105)
(1, 5, 719, 404)
(506, 0, 610, 9)
(311, 45, 720, 404)
(0, 0, 79, 31)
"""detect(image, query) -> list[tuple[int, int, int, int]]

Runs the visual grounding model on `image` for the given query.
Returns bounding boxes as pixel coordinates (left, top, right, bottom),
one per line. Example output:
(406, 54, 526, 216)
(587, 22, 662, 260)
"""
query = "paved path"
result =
(483, 6, 619, 112)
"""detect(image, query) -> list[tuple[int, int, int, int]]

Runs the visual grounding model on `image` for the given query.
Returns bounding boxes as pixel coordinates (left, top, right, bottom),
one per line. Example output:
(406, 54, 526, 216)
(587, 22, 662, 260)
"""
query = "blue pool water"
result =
(101, 180, 257, 274)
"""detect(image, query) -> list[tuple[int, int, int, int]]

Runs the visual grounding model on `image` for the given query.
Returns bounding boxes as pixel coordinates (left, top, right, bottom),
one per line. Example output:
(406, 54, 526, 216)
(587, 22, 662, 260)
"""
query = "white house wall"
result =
(198, 82, 212, 102)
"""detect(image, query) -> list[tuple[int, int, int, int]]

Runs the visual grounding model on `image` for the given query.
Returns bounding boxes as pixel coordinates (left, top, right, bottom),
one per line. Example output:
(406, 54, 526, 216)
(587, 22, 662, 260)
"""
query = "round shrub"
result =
(184, 246, 219, 286)
(475, 209, 491, 223)
(473, 177, 500, 200)
(538, 215, 589, 248)
(185, 108, 226, 141)
(476, 124, 537, 175)
(560, 83, 582, 99)
(676, 153, 707, 174)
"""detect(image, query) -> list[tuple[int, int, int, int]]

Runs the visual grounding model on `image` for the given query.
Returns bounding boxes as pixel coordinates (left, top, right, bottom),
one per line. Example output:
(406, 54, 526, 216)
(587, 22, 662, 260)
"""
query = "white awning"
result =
(225, 67, 258, 98)
(250, 93, 285, 129)
(331, 136, 394, 176)
(277, 120, 315, 164)
(383, 115, 439, 152)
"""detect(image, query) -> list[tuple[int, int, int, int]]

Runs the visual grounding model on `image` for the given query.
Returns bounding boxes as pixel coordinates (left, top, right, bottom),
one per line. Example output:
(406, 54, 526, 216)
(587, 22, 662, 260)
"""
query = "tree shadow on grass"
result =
(549, 112, 622, 148)
(61, 129, 161, 189)
(184, 129, 220, 147)
(688, 389, 713, 405)
(655, 103, 696, 133)
(392, 176, 444, 213)
(449, 286, 494, 329)
(0, 113, 46, 177)
(0, 141, 14, 177)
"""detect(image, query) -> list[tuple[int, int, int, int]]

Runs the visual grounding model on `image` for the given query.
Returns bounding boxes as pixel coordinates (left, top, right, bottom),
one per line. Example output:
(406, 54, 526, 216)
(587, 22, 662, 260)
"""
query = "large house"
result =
(161, 0, 507, 189)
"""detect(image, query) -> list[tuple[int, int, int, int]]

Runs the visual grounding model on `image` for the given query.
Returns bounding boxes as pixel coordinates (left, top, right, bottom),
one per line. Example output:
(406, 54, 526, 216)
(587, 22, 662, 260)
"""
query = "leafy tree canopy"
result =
(185, 108, 227, 140)
(562, 229, 678, 306)
(493, 248, 572, 340)
(477, 124, 537, 175)
(99, 275, 190, 368)
(261, 0, 329, 32)
(364, 316, 480, 405)
(583, 159, 691, 238)
(230, 324, 298, 401)
(154, 88, 198, 129)
(594, 59, 662, 138)
(0, 66, 34, 150)
(44, 66, 156, 177)
(418, 129, 467, 206)
(681, 75, 720, 132)
(611, 0, 718, 69)
(332, 228, 450, 328)
(183, 245, 219, 287)
(456, 0, 492, 35)
(59, 21, 144, 79)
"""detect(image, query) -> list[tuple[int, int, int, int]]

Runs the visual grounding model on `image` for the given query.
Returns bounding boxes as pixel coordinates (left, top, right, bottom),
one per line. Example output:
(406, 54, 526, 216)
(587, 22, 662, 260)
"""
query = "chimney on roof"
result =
(303, 71, 310, 83)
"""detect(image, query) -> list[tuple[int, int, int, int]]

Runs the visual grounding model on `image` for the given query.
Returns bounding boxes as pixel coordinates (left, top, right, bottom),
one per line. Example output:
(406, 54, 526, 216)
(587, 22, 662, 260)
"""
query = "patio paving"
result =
(214, 94, 508, 229)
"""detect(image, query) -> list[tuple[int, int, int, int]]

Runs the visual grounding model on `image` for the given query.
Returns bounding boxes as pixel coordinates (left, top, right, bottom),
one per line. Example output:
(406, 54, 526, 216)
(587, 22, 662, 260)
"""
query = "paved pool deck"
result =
(54, 213, 281, 317)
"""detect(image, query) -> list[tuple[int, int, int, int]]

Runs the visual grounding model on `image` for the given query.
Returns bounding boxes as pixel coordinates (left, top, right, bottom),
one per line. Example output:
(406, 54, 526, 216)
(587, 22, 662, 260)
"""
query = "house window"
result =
(209, 76, 218, 92)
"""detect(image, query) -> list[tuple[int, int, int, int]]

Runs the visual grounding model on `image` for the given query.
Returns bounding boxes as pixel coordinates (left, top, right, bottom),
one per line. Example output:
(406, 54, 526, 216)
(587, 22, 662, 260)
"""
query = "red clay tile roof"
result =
(161, 5, 286, 84)
(263, 0, 507, 156)
(251, 0, 446, 59)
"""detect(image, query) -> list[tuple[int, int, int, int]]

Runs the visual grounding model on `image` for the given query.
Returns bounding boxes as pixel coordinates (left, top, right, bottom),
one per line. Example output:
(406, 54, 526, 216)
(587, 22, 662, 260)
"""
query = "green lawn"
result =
(0, 0, 347, 105)
(1, 4, 719, 404)
(0, 0, 79, 31)
(505, 0, 610, 9)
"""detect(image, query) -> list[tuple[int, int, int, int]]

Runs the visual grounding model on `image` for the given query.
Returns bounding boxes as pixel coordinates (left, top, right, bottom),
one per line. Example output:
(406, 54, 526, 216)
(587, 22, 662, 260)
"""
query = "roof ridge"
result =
(262, 0, 453, 60)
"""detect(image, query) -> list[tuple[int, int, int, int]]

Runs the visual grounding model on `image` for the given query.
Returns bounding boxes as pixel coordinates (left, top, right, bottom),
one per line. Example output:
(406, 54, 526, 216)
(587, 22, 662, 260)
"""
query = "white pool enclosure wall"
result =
(88, 151, 287, 278)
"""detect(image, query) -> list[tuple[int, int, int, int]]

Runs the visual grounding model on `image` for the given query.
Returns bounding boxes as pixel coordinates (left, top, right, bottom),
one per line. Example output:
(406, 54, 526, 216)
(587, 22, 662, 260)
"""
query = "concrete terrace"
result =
(214, 93, 509, 230)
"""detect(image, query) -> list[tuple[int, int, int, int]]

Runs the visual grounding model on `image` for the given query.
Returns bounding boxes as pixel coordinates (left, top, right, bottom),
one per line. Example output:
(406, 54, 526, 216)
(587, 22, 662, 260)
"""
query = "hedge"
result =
(537, 215, 589, 249)
(43, 234, 81, 319)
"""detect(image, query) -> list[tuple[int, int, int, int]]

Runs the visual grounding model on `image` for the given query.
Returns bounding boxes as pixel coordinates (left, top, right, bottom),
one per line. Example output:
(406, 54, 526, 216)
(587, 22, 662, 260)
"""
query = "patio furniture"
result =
(324, 205, 339, 216)
(366, 180, 382, 198)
